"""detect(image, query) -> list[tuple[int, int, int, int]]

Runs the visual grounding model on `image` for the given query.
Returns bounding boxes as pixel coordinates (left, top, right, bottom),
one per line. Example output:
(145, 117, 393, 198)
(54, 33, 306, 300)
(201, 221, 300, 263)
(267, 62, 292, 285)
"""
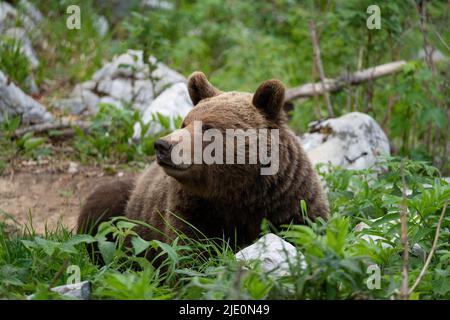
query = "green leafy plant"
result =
(0, 157, 448, 300)
(74, 104, 182, 163)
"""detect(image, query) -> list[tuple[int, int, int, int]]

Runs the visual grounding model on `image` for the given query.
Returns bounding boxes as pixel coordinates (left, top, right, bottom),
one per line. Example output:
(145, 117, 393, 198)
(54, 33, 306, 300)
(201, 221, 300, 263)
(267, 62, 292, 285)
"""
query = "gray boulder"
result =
(0, 70, 52, 124)
(300, 112, 390, 170)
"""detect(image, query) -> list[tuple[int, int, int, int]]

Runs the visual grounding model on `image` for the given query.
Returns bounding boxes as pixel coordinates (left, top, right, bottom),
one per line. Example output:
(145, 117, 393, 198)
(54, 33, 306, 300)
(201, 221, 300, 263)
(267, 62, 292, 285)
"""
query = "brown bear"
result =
(78, 72, 329, 252)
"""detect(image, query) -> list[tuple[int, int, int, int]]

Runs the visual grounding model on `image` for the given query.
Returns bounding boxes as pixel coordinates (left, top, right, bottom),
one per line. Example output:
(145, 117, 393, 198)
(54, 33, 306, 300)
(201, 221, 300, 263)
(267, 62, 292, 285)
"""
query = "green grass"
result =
(73, 103, 182, 164)
(1, 157, 448, 300)
(0, 36, 32, 90)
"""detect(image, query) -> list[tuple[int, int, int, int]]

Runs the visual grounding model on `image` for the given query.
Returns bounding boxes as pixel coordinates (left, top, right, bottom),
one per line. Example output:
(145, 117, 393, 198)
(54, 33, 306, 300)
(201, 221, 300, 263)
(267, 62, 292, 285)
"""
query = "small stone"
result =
(142, 0, 175, 10)
(354, 221, 393, 249)
(411, 243, 426, 261)
(360, 234, 393, 249)
(67, 162, 79, 174)
(94, 15, 109, 37)
(354, 222, 370, 232)
(51, 281, 91, 299)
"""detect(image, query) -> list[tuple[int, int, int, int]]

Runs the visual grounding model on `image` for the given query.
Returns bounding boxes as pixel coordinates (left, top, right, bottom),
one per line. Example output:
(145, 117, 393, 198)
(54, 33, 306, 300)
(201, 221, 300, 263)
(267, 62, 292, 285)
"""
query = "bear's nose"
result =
(154, 139, 172, 158)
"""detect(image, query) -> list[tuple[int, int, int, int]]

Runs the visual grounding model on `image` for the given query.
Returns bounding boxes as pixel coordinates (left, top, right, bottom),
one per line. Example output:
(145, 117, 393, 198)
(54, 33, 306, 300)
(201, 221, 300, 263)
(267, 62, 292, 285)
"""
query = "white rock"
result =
(355, 221, 392, 248)
(0, 70, 52, 124)
(147, 56, 186, 95)
(97, 78, 134, 102)
(417, 46, 448, 63)
(79, 80, 97, 91)
(354, 221, 393, 248)
(300, 112, 390, 170)
(0, 2, 19, 31)
(28, 281, 91, 300)
(354, 220, 427, 258)
(99, 96, 122, 108)
(94, 15, 109, 37)
(354, 222, 370, 232)
(68, 162, 79, 174)
(235, 233, 306, 277)
(360, 234, 393, 249)
(0, 1, 39, 35)
(51, 281, 91, 299)
(142, 0, 175, 10)
(133, 79, 154, 110)
(53, 98, 87, 116)
(80, 90, 100, 114)
(65, 50, 187, 119)
(18, 0, 43, 24)
(133, 82, 193, 138)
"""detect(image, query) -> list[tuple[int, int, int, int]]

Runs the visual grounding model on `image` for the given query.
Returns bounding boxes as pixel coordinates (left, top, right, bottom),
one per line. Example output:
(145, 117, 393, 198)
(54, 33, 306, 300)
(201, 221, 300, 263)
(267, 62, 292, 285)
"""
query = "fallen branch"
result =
(409, 201, 448, 295)
(285, 60, 407, 101)
(13, 119, 91, 138)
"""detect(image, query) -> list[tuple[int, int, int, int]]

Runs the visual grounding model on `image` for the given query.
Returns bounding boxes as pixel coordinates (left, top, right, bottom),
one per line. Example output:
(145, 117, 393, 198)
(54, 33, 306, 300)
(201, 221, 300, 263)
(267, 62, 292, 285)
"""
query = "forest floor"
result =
(0, 161, 138, 233)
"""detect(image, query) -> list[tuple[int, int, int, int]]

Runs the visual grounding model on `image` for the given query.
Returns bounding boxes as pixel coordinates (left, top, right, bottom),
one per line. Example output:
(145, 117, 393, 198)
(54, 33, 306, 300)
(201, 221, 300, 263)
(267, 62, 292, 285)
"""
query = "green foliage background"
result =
(20, 0, 447, 171)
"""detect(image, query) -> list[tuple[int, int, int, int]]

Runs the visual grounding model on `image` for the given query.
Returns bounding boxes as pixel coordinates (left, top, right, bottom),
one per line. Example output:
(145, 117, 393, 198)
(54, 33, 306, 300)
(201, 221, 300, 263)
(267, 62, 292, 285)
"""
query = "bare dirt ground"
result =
(0, 161, 138, 234)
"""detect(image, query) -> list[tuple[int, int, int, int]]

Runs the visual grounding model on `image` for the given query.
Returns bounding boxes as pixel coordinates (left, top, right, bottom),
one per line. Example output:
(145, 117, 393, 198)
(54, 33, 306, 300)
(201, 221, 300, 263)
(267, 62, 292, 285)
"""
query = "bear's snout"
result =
(154, 139, 172, 162)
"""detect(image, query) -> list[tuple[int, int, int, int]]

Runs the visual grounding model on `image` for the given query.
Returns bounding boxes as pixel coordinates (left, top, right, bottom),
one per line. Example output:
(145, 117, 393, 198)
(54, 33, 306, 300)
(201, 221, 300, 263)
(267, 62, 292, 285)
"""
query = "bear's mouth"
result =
(157, 156, 191, 172)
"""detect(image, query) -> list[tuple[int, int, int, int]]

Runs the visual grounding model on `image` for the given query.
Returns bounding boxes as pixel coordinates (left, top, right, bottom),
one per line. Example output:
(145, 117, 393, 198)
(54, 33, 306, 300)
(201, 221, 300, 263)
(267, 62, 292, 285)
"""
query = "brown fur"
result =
(77, 179, 134, 235)
(78, 72, 329, 253)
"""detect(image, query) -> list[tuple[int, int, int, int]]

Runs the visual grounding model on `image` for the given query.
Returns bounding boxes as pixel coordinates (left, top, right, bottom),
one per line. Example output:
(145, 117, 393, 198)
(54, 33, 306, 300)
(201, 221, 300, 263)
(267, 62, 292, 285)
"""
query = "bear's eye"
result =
(202, 124, 214, 131)
(180, 121, 186, 129)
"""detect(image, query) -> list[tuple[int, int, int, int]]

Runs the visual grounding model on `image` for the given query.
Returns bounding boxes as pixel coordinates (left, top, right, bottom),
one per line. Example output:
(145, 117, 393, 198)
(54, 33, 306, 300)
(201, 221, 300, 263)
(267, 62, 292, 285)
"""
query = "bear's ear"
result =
(187, 71, 220, 105)
(252, 79, 285, 118)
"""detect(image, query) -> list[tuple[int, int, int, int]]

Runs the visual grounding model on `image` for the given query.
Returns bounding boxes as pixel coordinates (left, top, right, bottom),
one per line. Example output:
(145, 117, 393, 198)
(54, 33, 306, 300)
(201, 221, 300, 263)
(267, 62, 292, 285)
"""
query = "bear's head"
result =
(154, 72, 290, 199)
